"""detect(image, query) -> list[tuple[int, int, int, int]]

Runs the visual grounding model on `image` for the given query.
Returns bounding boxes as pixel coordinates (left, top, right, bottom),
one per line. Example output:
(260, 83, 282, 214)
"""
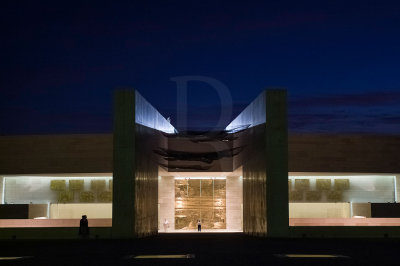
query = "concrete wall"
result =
(232, 90, 288, 237)
(0, 134, 112, 175)
(1, 134, 400, 175)
(112, 90, 172, 238)
(134, 124, 162, 237)
(241, 125, 267, 236)
(289, 134, 400, 173)
(228, 92, 269, 236)
(112, 90, 136, 238)
(28, 204, 48, 218)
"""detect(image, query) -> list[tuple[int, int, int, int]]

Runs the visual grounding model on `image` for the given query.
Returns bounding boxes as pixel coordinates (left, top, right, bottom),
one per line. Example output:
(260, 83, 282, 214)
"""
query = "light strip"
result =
(47, 202, 50, 218)
(350, 202, 353, 217)
(1, 177, 5, 204)
(174, 177, 226, 180)
(276, 254, 348, 258)
(134, 254, 194, 259)
(0, 256, 32, 260)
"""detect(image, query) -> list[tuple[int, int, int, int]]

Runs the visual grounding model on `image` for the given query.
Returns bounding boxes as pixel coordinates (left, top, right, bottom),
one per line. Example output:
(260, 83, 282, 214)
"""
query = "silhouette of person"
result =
(197, 220, 201, 232)
(79, 215, 89, 237)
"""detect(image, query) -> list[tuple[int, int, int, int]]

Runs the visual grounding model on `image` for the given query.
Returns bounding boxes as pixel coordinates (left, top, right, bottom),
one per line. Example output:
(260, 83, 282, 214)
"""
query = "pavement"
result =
(0, 233, 399, 265)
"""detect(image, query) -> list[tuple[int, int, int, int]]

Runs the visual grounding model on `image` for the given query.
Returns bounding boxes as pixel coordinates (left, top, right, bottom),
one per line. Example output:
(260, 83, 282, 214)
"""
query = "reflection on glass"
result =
(175, 179, 226, 229)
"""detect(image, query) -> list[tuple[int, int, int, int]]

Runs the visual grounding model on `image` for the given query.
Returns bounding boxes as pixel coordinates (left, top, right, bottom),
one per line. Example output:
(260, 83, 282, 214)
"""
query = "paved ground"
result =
(0, 233, 399, 265)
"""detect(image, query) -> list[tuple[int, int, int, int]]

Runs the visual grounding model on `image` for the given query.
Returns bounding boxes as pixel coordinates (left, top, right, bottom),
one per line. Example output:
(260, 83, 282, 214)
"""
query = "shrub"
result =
(334, 179, 350, 190)
(98, 191, 112, 202)
(294, 179, 310, 191)
(306, 191, 322, 201)
(50, 180, 66, 191)
(91, 180, 106, 191)
(58, 191, 73, 203)
(80, 191, 95, 202)
(69, 180, 84, 191)
(316, 179, 331, 191)
(327, 191, 343, 202)
(289, 190, 303, 201)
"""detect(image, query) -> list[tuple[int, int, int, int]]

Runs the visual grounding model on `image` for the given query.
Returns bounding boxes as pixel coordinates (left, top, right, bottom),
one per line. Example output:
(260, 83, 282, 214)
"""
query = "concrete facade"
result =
(1, 89, 400, 239)
(2, 134, 399, 175)
(112, 90, 136, 238)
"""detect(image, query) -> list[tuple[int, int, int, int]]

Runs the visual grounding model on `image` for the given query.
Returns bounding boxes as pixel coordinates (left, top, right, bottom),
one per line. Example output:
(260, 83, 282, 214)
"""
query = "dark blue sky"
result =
(1, 0, 399, 134)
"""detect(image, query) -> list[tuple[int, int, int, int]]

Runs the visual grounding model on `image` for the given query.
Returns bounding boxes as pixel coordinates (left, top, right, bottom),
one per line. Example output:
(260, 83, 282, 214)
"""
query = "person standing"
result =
(163, 219, 169, 232)
(197, 220, 201, 232)
(79, 215, 89, 237)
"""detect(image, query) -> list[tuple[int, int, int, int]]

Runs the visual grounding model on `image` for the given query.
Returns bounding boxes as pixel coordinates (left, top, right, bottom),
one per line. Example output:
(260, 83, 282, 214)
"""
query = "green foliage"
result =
(289, 190, 303, 201)
(306, 191, 322, 201)
(327, 191, 343, 202)
(334, 179, 350, 190)
(91, 180, 106, 191)
(80, 191, 95, 202)
(316, 179, 331, 191)
(50, 180, 66, 191)
(98, 191, 112, 202)
(294, 179, 310, 191)
(58, 190, 73, 203)
(69, 179, 84, 191)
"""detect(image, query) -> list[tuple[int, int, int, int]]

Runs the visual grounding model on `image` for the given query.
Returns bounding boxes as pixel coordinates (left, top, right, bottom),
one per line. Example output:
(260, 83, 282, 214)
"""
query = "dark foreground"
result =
(0, 233, 399, 265)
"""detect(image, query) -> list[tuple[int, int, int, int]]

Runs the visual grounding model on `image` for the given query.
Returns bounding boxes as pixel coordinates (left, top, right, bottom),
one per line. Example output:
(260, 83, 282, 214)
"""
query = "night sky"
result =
(1, 0, 399, 134)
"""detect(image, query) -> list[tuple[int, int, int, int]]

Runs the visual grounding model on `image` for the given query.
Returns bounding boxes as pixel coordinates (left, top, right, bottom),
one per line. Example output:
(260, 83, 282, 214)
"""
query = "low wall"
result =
(0, 218, 111, 228)
(290, 203, 350, 218)
(50, 203, 112, 219)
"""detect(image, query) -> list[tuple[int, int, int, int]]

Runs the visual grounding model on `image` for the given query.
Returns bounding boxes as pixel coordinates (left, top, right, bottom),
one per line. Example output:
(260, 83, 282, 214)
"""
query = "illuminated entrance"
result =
(175, 177, 226, 230)
(158, 171, 243, 232)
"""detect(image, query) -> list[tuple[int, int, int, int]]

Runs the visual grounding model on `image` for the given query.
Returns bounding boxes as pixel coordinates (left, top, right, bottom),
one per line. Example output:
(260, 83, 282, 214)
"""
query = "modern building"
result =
(0, 90, 399, 239)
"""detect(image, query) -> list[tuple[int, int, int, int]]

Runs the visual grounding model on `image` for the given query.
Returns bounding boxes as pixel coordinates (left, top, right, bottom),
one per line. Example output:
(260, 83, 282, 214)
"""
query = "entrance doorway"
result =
(175, 177, 226, 230)
(158, 171, 243, 232)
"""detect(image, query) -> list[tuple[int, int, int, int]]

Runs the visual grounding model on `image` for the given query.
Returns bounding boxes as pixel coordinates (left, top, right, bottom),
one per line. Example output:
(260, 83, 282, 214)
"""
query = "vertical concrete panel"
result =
(242, 125, 267, 236)
(135, 91, 175, 133)
(230, 89, 288, 237)
(134, 125, 159, 237)
(396, 175, 400, 203)
(0, 177, 4, 204)
(226, 176, 243, 231)
(229, 91, 267, 236)
(112, 90, 136, 238)
(266, 90, 289, 237)
(113, 90, 171, 238)
(158, 176, 175, 231)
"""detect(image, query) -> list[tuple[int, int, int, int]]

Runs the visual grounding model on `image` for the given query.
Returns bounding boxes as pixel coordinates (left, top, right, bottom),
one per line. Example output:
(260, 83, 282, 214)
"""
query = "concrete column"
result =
(158, 176, 175, 231)
(226, 176, 243, 231)
(396, 175, 400, 202)
(112, 90, 136, 238)
(0, 177, 4, 204)
(265, 89, 289, 237)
